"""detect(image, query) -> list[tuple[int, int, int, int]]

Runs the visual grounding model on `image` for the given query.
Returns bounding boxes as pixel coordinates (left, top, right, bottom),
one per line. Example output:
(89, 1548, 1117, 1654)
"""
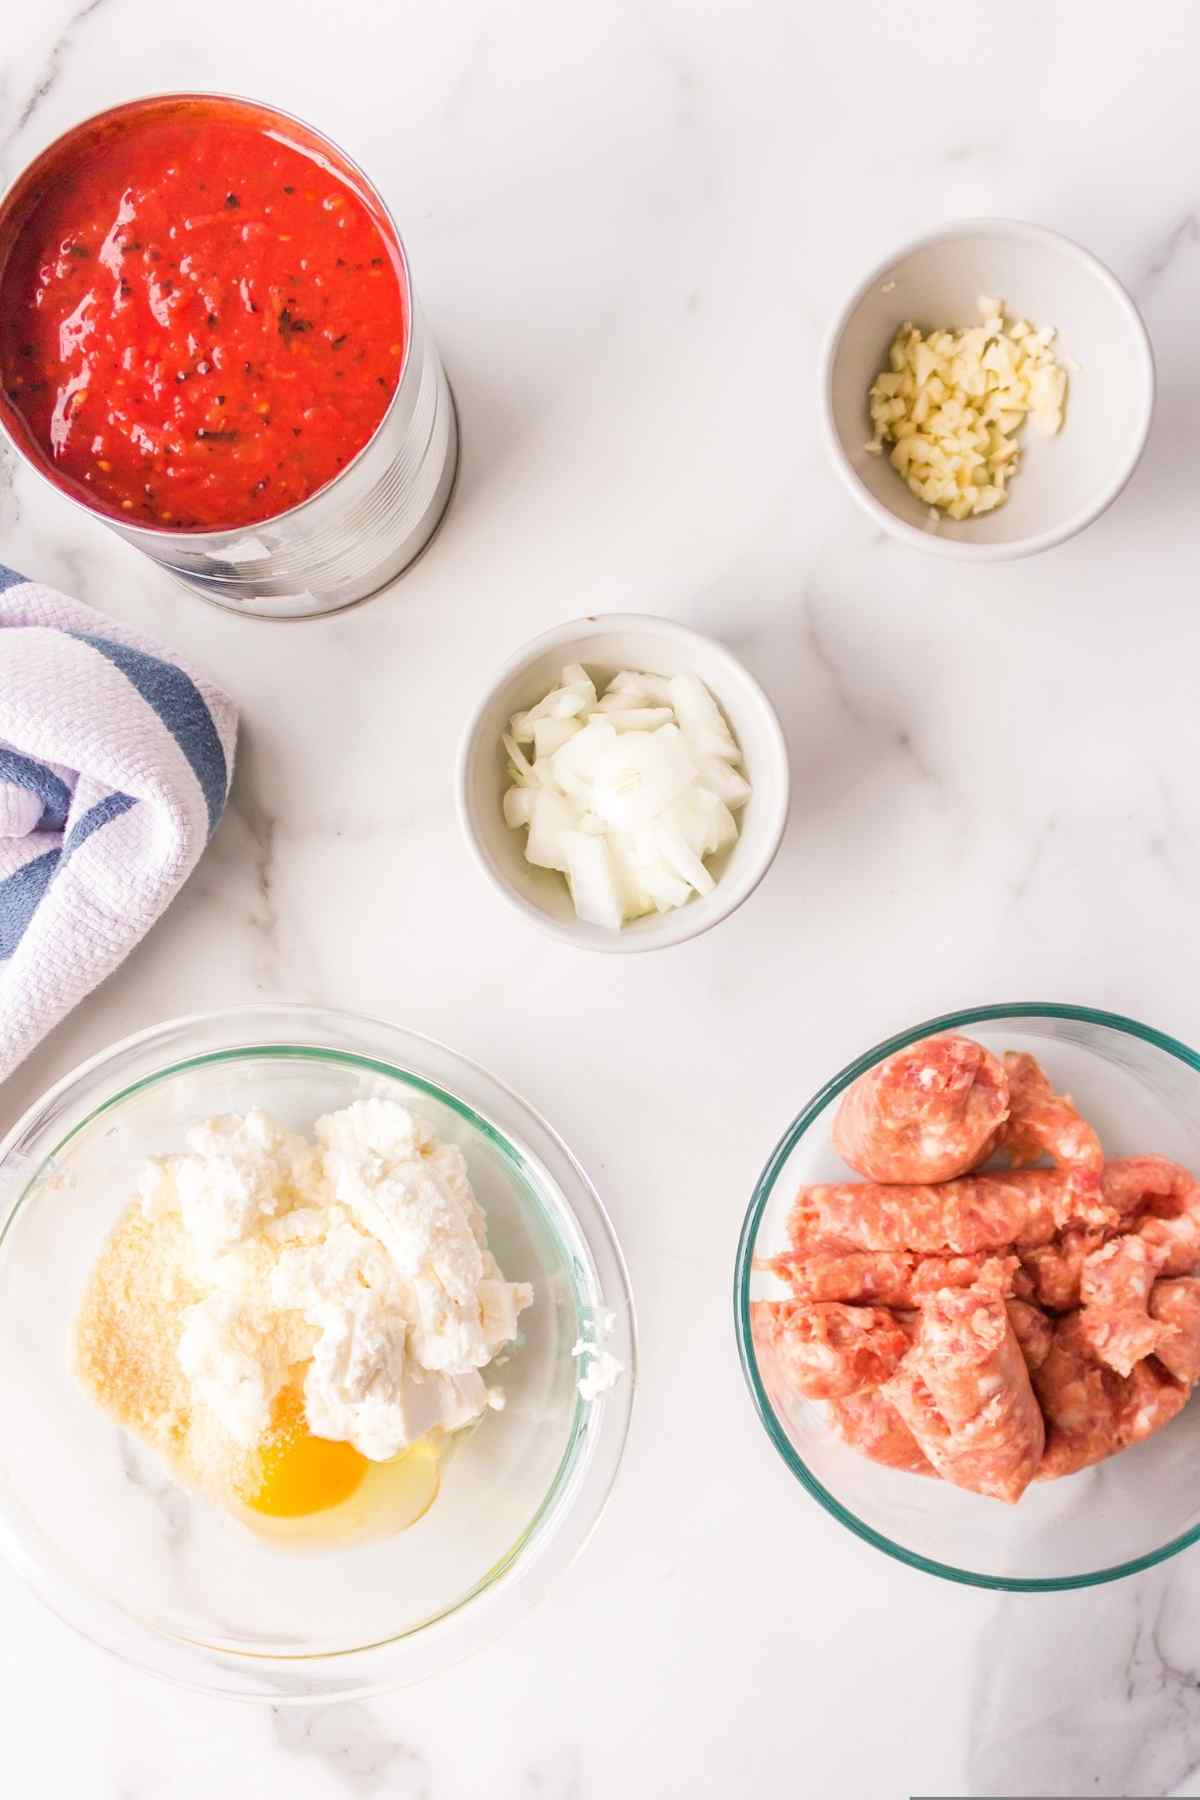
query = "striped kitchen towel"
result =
(0, 565, 237, 1082)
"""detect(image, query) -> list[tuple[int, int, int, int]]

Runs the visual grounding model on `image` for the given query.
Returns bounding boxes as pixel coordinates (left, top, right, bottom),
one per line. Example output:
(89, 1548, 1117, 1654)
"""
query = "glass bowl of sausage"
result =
(735, 1003, 1200, 1590)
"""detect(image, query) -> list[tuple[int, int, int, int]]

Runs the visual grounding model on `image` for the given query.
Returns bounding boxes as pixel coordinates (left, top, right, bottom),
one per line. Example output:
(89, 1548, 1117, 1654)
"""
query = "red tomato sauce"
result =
(0, 99, 407, 531)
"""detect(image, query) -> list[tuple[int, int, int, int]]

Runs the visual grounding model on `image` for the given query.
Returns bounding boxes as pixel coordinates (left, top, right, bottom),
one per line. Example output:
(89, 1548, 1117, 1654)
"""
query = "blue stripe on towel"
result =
(0, 747, 73, 830)
(64, 792, 137, 853)
(0, 794, 140, 962)
(0, 849, 61, 959)
(63, 790, 138, 856)
(0, 565, 28, 594)
(71, 633, 228, 836)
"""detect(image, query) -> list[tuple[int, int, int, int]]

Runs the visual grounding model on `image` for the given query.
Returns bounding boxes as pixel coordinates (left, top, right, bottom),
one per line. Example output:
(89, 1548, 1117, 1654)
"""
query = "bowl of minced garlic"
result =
(866, 297, 1067, 521)
(821, 219, 1155, 561)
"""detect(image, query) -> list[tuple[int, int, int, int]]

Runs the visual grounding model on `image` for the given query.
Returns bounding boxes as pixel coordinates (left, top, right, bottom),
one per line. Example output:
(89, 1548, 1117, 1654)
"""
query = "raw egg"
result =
(244, 1383, 366, 1518)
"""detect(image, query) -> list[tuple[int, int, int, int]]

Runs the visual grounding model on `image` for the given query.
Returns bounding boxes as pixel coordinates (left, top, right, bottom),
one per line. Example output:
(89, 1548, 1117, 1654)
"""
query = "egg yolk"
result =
(244, 1384, 367, 1518)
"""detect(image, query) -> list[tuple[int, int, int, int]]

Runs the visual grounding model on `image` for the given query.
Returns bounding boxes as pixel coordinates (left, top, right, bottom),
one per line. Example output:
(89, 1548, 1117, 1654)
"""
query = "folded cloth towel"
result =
(0, 565, 237, 1082)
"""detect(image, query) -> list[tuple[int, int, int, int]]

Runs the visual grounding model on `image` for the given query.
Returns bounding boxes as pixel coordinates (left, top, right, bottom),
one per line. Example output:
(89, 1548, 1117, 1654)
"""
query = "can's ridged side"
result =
(0, 93, 461, 621)
(131, 306, 459, 618)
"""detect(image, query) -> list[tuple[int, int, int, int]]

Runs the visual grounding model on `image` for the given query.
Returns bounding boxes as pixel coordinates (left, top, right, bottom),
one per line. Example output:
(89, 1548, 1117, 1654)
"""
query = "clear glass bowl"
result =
(735, 1003, 1200, 1592)
(0, 1005, 635, 1698)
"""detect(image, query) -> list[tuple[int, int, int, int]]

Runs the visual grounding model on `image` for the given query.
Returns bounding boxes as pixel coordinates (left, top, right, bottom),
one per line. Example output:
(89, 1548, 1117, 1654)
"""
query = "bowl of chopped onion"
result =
(821, 218, 1154, 561)
(456, 615, 789, 951)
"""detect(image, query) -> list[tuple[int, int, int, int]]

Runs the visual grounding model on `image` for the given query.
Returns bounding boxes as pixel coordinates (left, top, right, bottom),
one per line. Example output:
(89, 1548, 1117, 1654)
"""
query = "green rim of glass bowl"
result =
(0, 1009, 636, 1695)
(734, 1000, 1200, 1593)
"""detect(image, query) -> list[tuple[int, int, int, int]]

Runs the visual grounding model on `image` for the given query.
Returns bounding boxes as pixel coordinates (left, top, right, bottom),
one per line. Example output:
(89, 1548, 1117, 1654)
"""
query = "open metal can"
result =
(0, 94, 459, 620)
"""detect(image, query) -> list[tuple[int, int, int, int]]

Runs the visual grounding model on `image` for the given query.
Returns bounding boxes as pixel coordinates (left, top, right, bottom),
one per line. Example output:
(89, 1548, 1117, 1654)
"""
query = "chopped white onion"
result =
(606, 831, 656, 919)
(589, 725, 697, 832)
(533, 716, 581, 759)
(609, 670, 673, 704)
(525, 788, 578, 873)
(560, 664, 598, 707)
(503, 786, 535, 829)
(661, 788, 737, 859)
(551, 718, 618, 806)
(501, 664, 749, 930)
(641, 860, 692, 913)
(696, 755, 752, 810)
(525, 681, 592, 726)
(589, 706, 676, 732)
(668, 673, 740, 762)
(563, 831, 625, 929)
(655, 821, 717, 897)
(503, 733, 535, 785)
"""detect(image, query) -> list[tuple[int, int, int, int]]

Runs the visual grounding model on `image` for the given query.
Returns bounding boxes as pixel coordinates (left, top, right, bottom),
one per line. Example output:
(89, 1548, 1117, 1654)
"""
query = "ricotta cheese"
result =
(572, 1307, 624, 1401)
(138, 1100, 532, 1462)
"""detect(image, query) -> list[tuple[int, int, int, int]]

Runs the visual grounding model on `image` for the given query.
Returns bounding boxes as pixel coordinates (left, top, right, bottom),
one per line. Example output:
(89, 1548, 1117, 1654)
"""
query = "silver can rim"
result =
(0, 89, 419, 544)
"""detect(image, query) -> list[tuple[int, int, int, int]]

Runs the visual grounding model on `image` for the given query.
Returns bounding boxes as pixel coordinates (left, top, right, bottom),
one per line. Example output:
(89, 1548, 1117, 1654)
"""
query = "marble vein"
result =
(940, 138, 1005, 164)
(967, 1565, 1200, 1799)
(0, 440, 20, 540)
(1006, 811, 1057, 907)
(1139, 213, 1200, 297)
(800, 586, 941, 793)
(1, 0, 111, 155)
(271, 1703, 431, 1797)
(225, 787, 281, 992)
(118, 1432, 192, 1560)
(519, 1747, 583, 1798)
(1145, 773, 1191, 894)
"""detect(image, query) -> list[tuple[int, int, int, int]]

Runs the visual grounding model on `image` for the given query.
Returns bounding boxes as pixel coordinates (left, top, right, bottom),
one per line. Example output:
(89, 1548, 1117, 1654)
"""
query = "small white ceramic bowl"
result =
(456, 615, 789, 953)
(821, 218, 1155, 561)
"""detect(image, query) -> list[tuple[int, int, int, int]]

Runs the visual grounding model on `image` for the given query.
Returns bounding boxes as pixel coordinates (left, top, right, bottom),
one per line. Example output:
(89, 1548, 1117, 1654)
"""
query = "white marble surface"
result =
(3, 0, 1200, 1793)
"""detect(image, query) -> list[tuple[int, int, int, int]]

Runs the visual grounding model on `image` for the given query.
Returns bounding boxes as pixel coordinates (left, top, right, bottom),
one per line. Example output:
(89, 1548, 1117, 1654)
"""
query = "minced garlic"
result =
(866, 296, 1068, 520)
